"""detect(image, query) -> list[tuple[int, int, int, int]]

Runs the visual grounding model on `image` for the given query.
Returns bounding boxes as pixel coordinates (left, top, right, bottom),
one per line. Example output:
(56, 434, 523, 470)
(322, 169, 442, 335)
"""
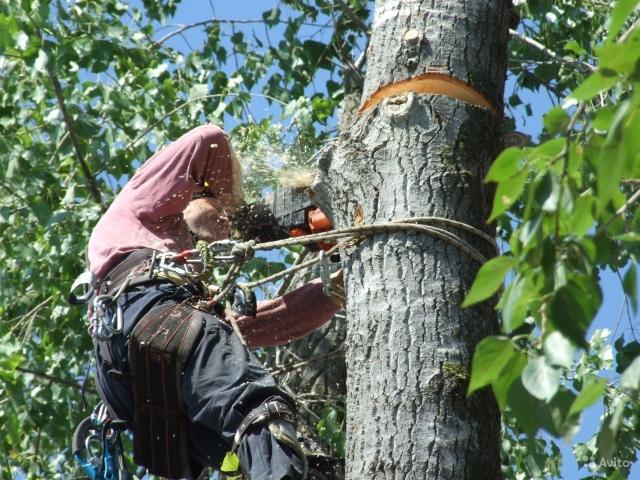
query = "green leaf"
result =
(502, 274, 535, 333)
(570, 71, 620, 101)
(488, 167, 528, 221)
(220, 452, 240, 473)
(485, 147, 526, 183)
(593, 106, 616, 131)
(554, 261, 568, 289)
(620, 356, 640, 389)
(564, 39, 587, 56)
(622, 264, 638, 314)
(317, 407, 346, 457)
(597, 38, 640, 74)
(148, 64, 168, 78)
(468, 336, 516, 395)
(570, 195, 595, 236)
(462, 256, 514, 307)
(595, 103, 638, 209)
(548, 278, 602, 349)
(189, 83, 208, 100)
(533, 137, 565, 159)
(543, 107, 570, 134)
(606, 0, 640, 42)
(535, 388, 580, 438)
(614, 232, 640, 242)
(519, 213, 542, 249)
(615, 338, 640, 372)
(597, 396, 626, 460)
(507, 378, 542, 435)
(523, 452, 546, 478)
(0, 14, 20, 50)
(535, 171, 561, 213)
(522, 356, 562, 401)
(262, 7, 281, 26)
(544, 331, 576, 369)
(492, 350, 527, 410)
(604, 99, 630, 146)
(568, 377, 607, 416)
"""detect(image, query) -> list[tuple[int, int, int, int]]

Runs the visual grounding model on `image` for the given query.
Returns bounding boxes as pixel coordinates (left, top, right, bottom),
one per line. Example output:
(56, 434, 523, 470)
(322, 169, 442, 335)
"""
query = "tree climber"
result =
(73, 125, 344, 480)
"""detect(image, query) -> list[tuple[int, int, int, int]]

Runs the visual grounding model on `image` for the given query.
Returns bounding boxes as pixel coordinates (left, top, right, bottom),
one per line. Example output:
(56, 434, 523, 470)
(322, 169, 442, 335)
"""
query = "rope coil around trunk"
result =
(210, 216, 497, 299)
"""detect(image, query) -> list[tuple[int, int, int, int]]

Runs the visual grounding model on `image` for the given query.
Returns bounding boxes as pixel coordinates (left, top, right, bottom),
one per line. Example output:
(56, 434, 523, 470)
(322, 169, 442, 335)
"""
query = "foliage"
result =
(467, 0, 640, 477)
(316, 407, 346, 458)
(0, 0, 366, 477)
(2, 0, 640, 478)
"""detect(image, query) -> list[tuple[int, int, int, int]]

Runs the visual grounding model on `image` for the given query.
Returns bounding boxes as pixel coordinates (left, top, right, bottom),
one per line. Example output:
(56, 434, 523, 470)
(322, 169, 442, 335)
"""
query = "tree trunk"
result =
(318, 1, 510, 478)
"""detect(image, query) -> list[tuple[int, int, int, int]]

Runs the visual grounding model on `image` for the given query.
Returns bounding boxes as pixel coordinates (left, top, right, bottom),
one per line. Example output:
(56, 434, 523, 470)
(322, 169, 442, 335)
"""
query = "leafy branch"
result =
(334, 0, 370, 35)
(46, 65, 105, 211)
(156, 18, 330, 45)
(509, 28, 595, 74)
(15, 366, 89, 391)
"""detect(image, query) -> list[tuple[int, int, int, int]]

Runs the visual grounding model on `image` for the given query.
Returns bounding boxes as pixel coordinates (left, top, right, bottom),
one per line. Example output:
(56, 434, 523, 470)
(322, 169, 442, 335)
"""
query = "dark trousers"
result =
(94, 282, 304, 479)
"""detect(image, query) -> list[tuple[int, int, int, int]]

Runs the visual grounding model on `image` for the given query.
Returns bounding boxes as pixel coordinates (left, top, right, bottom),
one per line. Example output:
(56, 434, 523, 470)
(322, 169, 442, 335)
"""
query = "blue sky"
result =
(133, 1, 639, 478)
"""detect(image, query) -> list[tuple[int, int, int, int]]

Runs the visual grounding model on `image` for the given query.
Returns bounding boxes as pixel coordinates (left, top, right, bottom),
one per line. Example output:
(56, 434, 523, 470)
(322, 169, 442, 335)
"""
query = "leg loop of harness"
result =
(231, 400, 309, 480)
(129, 302, 205, 479)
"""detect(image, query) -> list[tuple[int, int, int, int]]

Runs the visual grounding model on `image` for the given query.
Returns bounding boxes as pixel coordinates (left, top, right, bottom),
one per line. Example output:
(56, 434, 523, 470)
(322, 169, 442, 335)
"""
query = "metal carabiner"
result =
(318, 250, 332, 297)
(91, 295, 123, 340)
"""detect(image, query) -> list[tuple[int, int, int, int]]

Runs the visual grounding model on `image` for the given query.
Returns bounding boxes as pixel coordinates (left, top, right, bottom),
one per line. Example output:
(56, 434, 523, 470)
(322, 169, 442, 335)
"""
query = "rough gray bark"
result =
(317, 1, 510, 478)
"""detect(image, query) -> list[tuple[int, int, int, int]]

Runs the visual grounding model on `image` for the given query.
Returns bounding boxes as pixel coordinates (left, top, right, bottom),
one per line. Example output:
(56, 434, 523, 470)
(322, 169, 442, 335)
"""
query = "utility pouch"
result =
(129, 303, 203, 479)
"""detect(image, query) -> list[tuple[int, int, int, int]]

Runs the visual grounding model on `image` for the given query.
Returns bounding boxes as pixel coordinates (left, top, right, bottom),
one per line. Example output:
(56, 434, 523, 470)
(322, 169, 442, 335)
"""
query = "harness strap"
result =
(231, 400, 308, 479)
(68, 270, 99, 305)
(68, 249, 157, 306)
(129, 302, 204, 480)
(100, 249, 157, 296)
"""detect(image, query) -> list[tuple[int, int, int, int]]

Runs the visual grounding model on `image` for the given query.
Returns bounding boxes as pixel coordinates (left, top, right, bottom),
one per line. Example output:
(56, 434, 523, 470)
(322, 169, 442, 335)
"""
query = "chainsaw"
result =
(229, 187, 335, 252)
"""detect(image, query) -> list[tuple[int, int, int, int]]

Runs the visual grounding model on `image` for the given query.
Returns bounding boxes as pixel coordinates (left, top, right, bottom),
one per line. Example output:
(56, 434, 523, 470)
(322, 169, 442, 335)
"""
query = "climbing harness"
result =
(70, 214, 495, 479)
(68, 240, 255, 342)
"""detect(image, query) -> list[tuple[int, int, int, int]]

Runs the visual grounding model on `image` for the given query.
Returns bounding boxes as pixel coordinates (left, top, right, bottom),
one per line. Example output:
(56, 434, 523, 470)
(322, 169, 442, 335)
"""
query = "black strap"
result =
(231, 400, 297, 453)
(100, 249, 157, 295)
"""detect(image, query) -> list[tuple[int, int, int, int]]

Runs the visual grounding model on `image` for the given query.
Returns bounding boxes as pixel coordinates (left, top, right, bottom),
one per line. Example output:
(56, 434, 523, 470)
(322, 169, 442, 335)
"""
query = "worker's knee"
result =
(233, 400, 308, 480)
(238, 422, 307, 480)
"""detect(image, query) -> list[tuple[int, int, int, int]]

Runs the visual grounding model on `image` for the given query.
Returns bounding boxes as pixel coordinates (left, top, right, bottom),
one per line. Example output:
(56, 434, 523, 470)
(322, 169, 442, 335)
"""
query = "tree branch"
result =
(46, 66, 105, 211)
(619, 17, 640, 43)
(354, 38, 369, 71)
(276, 249, 310, 296)
(0, 179, 28, 203)
(120, 92, 285, 153)
(269, 348, 343, 376)
(156, 18, 330, 45)
(15, 366, 91, 391)
(509, 28, 595, 74)
(597, 188, 640, 234)
(334, 0, 370, 34)
(330, 6, 365, 87)
(6, 296, 52, 325)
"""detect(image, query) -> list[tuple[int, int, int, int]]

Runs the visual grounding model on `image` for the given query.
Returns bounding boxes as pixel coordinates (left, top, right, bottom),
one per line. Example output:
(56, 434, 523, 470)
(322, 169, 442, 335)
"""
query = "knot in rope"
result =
(196, 240, 213, 279)
(231, 240, 256, 263)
